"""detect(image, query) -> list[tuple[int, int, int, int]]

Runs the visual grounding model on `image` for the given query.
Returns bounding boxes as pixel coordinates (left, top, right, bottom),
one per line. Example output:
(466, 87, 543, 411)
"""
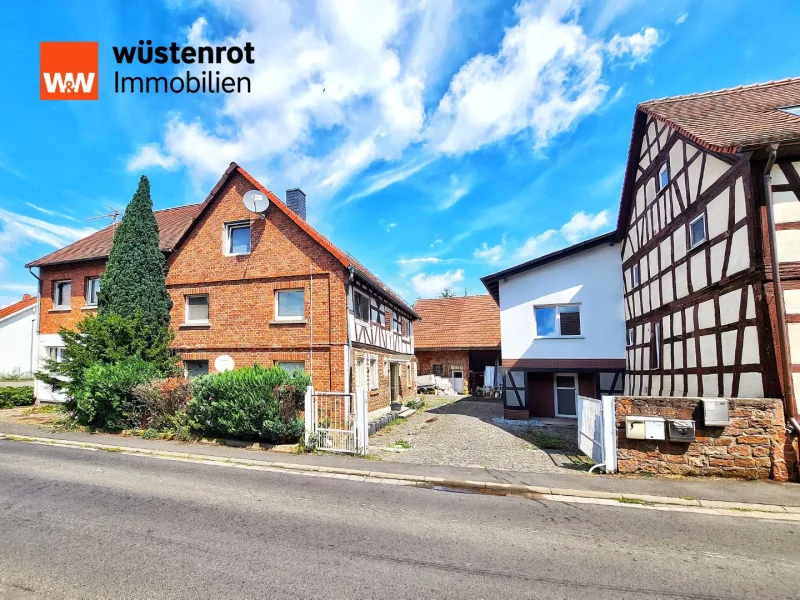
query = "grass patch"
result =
(729, 507, 755, 512)
(394, 439, 411, 449)
(522, 430, 568, 450)
(616, 497, 650, 506)
(101, 446, 124, 453)
(21, 405, 62, 415)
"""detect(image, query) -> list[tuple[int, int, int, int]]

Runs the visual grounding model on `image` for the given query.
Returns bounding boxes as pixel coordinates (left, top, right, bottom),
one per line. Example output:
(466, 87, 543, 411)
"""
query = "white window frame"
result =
(185, 294, 210, 324)
(626, 327, 635, 347)
(657, 163, 669, 191)
(632, 264, 640, 288)
(224, 220, 252, 256)
(369, 356, 379, 390)
(53, 280, 71, 309)
(275, 361, 305, 374)
(534, 304, 582, 339)
(274, 289, 305, 321)
(353, 289, 370, 322)
(553, 373, 578, 419)
(355, 356, 367, 390)
(47, 347, 65, 363)
(85, 277, 100, 307)
(688, 213, 708, 250)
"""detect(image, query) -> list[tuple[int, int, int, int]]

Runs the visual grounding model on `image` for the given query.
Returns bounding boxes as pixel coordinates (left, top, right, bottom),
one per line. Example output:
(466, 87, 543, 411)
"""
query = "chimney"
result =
(286, 188, 306, 220)
(22, 294, 32, 300)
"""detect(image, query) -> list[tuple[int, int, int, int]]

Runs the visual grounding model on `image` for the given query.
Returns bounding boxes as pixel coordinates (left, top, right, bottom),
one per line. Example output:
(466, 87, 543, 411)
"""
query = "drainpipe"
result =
(309, 262, 313, 386)
(345, 266, 355, 395)
(763, 144, 800, 433)
(27, 266, 42, 405)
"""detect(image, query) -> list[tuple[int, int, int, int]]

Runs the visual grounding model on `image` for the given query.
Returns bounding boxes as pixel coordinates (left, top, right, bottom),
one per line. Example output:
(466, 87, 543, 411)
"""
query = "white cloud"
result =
(560, 209, 610, 242)
(676, 13, 688, 25)
(127, 143, 179, 172)
(473, 242, 503, 264)
(410, 269, 465, 297)
(607, 27, 660, 64)
(397, 257, 445, 265)
(516, 229, 557, 259)
(439, 174, 471, 210)
(345, 157, 436, 203)
(0, 209, 95, 250)
(431, 238, 443, 247)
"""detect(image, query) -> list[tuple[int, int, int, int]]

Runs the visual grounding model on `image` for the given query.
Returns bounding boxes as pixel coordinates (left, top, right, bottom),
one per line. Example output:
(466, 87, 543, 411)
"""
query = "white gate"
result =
(304, 387, 368, 455)
(576, 395, 617, 473)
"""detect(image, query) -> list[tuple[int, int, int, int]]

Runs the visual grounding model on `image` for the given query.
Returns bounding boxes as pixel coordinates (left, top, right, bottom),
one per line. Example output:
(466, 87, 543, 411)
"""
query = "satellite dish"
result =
(243, 189, 269, 214)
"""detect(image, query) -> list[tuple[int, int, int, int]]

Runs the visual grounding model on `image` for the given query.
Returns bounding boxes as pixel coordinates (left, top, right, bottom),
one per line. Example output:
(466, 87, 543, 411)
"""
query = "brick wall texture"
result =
(615, 396, 797, 481)
(37, 171, 414, 412)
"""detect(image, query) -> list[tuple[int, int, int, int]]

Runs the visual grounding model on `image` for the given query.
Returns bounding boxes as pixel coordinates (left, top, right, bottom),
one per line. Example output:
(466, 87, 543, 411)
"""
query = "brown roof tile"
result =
(0, 295, 37, 321)
(413, 295, 500, 350)
(26, 204, 202, 268)
(639, 77, 800, 153)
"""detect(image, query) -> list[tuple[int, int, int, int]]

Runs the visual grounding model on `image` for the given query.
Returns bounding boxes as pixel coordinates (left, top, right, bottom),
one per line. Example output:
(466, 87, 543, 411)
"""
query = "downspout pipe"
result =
(763, 144, 800, 433)
(345, 266, 355, 395)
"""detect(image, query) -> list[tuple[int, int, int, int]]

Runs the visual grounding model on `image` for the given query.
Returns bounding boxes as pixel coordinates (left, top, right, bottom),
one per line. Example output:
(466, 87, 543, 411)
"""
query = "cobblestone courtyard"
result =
(370, 396, 591, 474)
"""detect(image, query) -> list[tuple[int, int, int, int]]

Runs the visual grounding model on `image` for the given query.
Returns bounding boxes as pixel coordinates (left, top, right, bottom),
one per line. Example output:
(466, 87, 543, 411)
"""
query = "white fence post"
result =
(356, 386, 368, 456)
(601, 395, 617, 473)
(304, 386, 314, 447)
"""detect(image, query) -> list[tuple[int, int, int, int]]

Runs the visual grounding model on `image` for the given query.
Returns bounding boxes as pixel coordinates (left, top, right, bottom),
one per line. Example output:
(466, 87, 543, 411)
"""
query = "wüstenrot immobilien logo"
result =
(40, 42, 98, 100)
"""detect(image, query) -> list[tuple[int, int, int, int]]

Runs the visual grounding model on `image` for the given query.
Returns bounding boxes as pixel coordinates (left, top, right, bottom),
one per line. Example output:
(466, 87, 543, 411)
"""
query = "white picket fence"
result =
(304, 387, 368, 455)
(576, 395, 617, 473)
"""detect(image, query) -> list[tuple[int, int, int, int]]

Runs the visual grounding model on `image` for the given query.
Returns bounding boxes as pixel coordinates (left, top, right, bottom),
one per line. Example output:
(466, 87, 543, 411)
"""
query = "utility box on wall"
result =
(701, 399, 730, 426)
(625, 416, 666, 440)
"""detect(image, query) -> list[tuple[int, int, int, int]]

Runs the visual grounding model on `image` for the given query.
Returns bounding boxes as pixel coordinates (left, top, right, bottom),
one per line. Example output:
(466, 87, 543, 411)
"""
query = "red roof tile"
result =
(0, 295, 37, 321)
(638, 77, 800, 153)
(413, 295, 500, 350)
(26, 204, 202, 268)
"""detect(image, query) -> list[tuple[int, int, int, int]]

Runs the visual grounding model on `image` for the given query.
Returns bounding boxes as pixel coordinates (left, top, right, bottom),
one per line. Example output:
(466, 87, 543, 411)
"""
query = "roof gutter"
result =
(763, 143, 800, 434)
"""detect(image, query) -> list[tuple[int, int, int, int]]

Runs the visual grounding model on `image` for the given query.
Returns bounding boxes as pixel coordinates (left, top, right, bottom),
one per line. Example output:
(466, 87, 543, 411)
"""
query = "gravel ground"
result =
(370, 396, 590, 474)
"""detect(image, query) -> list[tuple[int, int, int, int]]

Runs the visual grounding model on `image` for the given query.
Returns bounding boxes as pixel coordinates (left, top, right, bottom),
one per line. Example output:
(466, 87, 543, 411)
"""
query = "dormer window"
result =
(658, 164, 669, 191)
(780, 105, 800, 117)
(225, 221, 251, 255)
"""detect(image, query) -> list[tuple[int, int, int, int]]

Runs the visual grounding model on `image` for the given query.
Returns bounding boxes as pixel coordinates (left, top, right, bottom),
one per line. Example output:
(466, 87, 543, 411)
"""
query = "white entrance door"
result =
(554, 374, 578, 418)
(451, 369, 464, 394)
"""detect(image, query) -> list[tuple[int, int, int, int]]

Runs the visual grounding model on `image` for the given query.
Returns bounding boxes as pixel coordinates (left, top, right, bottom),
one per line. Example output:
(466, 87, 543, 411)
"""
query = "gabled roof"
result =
(26, 163, 418, 319)
(638, 77, 800, 154)
(615, 78, 800, 240)
(481, 232, 616, 302)
(412, 295, 500, 350)
(26, 204, 202, 268)
(0, 295, 37, 322)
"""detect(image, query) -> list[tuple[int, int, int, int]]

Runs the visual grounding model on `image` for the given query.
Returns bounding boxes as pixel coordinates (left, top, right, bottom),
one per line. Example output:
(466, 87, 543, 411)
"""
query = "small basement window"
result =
(658, 163, 669, 191)
(53, 280, 71, 309)
(225, 221, 251, 255)
(275, 361, 305, 374)
(85, 277, 100, 306)
(689, 214, 707, 249)
(534, 305, 581, 338)
(184, 360, 209, 378)
(185, 294, 209, 323)
(275, 289, 304, 320)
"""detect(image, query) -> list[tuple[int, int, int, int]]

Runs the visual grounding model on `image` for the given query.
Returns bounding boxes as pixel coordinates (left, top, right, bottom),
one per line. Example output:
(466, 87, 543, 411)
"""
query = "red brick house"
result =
(27, 163, 419, 412)
(413, 295, 501, 393)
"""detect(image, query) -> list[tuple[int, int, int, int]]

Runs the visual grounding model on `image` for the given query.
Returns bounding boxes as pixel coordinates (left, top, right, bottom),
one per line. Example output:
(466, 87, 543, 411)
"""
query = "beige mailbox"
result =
(625, 416, 666, 440)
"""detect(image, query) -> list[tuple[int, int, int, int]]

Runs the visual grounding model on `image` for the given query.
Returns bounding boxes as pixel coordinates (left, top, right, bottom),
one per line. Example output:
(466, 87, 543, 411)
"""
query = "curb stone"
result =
(2, 433, 798, 520)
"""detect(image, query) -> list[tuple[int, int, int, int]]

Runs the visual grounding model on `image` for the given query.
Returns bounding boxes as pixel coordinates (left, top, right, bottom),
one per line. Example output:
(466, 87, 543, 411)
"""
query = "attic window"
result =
(780, 105, 800, 117)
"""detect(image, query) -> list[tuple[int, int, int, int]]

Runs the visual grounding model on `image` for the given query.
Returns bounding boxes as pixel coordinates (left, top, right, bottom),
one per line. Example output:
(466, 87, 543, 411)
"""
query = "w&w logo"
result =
(40, 42, 99, 100)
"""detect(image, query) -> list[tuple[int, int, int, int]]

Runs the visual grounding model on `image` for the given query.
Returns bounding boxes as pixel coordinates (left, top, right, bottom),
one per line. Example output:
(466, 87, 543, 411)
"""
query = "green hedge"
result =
(187, 365, 310, 443)
(0, 386, 35, 409)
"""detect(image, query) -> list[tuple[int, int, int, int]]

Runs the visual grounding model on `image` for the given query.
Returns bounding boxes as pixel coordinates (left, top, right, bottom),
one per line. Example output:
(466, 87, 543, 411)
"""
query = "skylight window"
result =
(780, 105, 800, 117)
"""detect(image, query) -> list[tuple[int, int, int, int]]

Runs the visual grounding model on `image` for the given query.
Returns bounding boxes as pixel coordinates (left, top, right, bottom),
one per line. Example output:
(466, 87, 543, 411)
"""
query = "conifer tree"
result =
(98, 175, 172, 329)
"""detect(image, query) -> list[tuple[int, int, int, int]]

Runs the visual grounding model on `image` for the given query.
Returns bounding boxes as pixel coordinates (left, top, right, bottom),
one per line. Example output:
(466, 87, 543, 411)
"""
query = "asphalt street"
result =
(1, 440, 799, 599)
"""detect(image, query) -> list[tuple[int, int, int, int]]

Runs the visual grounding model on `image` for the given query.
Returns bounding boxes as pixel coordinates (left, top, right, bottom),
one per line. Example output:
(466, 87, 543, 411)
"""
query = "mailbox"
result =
(668, 419, 696, 442)
(625, 416, 666, 440)
(701, 398, 730, 426)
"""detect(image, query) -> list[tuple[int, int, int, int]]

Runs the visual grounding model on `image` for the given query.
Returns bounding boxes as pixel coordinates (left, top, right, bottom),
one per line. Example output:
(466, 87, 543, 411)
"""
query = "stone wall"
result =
(615, 396, 796, 481)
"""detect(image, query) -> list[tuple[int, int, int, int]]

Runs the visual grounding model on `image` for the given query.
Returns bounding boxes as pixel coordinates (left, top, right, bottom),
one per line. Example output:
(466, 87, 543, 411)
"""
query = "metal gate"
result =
(304, 387, 368, 455)
(576, 395, 617, 473)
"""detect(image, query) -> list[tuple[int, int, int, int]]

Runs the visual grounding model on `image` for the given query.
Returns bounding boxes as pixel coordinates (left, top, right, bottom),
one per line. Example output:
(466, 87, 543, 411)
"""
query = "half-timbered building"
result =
(27, 163, 419, 413)
(617, 78, 800, 429)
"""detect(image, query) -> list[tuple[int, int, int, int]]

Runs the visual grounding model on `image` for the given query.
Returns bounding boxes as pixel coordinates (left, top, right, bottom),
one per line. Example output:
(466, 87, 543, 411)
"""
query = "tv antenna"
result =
(87, 205, 122, 224)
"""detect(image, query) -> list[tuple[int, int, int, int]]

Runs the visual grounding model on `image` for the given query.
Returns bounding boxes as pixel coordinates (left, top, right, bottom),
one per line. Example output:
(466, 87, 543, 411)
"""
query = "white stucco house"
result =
(481, 232, 626, 419)
(0, 294, 37, 377)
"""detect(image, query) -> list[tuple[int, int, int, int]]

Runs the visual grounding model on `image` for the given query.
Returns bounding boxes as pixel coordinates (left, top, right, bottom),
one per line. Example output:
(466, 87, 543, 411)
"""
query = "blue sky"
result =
(1, 0, 799, 307)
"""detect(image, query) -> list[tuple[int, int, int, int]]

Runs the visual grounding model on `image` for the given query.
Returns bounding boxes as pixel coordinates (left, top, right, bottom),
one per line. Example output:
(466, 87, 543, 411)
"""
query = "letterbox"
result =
(625, 416, 666, 440)
(701, 398, 730, 426)
(668, 419, 696, 442)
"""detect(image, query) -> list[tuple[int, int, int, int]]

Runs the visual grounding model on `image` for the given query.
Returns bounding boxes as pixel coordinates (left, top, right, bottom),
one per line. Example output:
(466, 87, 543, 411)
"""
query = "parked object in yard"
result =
(416, 374, 458, 396)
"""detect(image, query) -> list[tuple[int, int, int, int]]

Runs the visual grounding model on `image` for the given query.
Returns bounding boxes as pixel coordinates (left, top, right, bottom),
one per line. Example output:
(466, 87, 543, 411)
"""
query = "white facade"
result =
(0, 302, 37, 376)
(499, 243, 626, 361)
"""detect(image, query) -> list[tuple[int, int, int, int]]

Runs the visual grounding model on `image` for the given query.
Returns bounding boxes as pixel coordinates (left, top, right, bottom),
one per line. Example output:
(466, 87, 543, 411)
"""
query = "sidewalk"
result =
(1, 421, 798, 508)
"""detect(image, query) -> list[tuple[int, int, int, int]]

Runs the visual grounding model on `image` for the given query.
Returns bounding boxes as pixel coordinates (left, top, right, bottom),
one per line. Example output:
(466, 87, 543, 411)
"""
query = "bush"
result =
(187, 365, 310, 443)
(132, 377, 193, 430)
(0, 386, 35, 409)
(72, 359, 159, 430)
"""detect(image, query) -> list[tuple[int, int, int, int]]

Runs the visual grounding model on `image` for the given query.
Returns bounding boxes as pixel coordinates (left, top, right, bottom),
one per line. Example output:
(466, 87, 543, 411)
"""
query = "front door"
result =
(554, 374, 578, 418)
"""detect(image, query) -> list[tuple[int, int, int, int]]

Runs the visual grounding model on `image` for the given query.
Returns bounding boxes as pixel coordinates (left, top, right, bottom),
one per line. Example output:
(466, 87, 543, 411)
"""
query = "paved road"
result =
(1, 441, 799, 599)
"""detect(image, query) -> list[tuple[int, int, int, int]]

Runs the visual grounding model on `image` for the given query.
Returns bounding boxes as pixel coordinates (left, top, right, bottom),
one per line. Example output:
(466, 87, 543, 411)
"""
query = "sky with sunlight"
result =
(1, 0, 800, 307)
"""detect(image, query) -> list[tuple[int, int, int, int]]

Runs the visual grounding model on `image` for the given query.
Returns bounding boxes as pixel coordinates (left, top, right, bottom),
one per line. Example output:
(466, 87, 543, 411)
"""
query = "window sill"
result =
(534, 336, 585, 340)
(180, 322, 211, 329)
(270, 319, 307, 325)
(81, 305, 98, 311)
(369, 390, 380, 396)
(48, 308, 71, 313)
(224, 252, 251, 257)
